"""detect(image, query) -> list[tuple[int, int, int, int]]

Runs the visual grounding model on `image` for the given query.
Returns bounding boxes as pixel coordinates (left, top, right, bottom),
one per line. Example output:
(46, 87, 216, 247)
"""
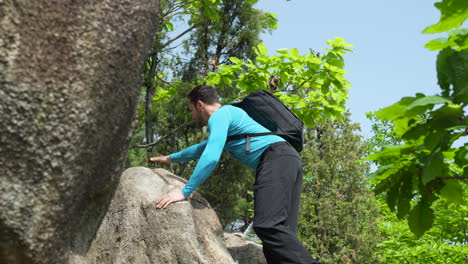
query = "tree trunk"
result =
(0, 1, 160, 263)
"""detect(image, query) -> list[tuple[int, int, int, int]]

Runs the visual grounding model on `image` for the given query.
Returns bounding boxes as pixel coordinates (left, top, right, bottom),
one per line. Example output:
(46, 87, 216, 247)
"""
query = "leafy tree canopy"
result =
(366, 0, 468, 237)
(205, 38, 353, 127)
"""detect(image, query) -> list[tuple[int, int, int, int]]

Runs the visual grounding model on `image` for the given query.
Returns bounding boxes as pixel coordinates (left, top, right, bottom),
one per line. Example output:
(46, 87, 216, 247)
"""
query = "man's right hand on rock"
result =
(149, 155, 172, 164)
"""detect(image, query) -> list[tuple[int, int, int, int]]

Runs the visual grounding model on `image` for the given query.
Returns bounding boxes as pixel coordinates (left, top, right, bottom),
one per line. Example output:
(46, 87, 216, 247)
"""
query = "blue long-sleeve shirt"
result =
(169, 105, 285, 197)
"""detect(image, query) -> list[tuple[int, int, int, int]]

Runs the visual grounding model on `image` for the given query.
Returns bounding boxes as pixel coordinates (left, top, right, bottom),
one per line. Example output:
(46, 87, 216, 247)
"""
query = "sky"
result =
(255, 0, 447, 138)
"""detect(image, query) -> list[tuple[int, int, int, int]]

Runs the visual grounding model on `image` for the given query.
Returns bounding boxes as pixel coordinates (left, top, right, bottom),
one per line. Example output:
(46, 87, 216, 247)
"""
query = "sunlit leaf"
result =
(426, 37, 451, 51)
(203, 5, 219, 21)
(426, 29, 468, 51)
(376, 96, 422, 120)
(407, 95, 452, 109)
(290, 48, 300, 57)
(230, 57, 242, 64)
(255, 44, 268, 56)
(423, 0, 468, 34)
(276, 48, 288, 54)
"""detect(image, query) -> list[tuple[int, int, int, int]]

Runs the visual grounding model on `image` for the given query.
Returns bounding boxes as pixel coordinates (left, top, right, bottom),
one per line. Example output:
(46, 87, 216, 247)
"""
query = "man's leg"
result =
(253, 142, 320, 264)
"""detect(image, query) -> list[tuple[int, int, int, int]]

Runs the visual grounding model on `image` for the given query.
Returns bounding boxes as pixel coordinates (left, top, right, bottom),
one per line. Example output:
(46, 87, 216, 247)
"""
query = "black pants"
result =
(253, 142, 320, 264)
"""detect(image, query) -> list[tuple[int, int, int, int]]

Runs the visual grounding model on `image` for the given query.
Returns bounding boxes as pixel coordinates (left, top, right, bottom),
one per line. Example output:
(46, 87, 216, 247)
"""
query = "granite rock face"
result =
(81, 167, 237, 264)
(0, 1, 159, 263)
(224, 232, 266, 264)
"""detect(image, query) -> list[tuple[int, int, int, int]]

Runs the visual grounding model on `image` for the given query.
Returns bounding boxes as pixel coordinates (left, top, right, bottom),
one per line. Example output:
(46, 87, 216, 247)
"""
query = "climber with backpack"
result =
(150, 84, 320, 264)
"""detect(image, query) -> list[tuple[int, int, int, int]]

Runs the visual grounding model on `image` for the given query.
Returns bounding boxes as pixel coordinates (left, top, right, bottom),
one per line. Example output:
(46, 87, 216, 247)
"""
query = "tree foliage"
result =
(206, 38, 352, 126)
(366, 0, 468, 237)
(375, 197, 468, 263)
(298, 116, 380, 263)
(366, 113, 468, 263)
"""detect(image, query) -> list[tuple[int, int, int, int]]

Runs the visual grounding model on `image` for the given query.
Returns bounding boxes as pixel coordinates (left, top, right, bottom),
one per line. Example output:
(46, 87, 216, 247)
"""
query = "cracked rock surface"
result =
(80, 167, 237, 264)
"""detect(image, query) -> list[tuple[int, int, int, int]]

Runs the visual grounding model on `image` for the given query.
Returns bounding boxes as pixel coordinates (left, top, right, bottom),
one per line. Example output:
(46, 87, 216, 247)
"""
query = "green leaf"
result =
(408, 200, 434, 238)
(428, 104, 463, 130)
(376, 96, 422, 120)
(386, 182, 400, 212)
(425, 29, 468, 51)
(374, 177, 392, 195)
(440, 180, 464, 204)
(163, 21, 174, 32)
(221, 75, 232, 85)
(447, 124, 468, 130)
(366, 145, 416, 169)
(397, 175, 413, 219)
(424, 130, 445, 150)
(255, 44, 268, 56)
(206, 71, 223, 86)
(423, 0, 468, 34)
(192, 1, 203, 8)
(203, 5, 219, 21)
(448, 49, 468, 103)
(402, 122, 428, 141)
(436, 48, 468, 103)
(247, 0, 258, 5)
(327, 37, 353, 48)
(290, 48, 300, 58)
(436, 48, 454, 96)
(406, 95, 452, 109)
(276, 48, 288, 55)
(423, 151, 445, 184)
(394, 117, 417, 138)
(229, 57, 242, 64)
(426, 37, 450, 51)
(454, 144, 468, 166)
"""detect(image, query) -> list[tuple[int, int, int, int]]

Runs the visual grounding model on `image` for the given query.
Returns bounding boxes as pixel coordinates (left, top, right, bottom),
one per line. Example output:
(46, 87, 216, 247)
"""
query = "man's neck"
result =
(205, 103, 222, 117)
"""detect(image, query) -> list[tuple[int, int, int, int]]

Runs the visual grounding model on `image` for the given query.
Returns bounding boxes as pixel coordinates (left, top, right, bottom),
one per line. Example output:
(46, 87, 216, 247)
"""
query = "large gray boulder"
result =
(81, 167, 237, 264)
(224, 232, 266, 264)
(0, 1, 159, 263)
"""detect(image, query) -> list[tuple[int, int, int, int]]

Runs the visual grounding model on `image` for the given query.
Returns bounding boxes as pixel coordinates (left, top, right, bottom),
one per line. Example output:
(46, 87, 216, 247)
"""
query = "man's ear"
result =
(196, 100, 204, 110)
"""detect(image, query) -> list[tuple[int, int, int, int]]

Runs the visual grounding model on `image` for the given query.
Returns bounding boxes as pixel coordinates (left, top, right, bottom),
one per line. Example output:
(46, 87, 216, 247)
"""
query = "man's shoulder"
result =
(209, 105, 232, 124)
(213, 105, 242, 116)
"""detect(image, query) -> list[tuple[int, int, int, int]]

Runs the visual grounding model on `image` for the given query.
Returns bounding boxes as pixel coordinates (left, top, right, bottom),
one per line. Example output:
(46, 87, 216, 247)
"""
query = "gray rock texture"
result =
(0, 1, 159, 263)
(80, 167, 236, 264)
(224, 232, 267, 264)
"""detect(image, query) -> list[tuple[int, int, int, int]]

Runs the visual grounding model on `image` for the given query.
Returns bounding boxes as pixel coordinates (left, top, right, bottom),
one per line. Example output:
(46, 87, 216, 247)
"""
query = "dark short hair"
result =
(187, 84, 220, 105)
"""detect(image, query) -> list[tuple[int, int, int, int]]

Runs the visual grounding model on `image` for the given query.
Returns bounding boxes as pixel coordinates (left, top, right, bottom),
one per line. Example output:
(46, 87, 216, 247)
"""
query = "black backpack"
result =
(227, 90, 304, 153)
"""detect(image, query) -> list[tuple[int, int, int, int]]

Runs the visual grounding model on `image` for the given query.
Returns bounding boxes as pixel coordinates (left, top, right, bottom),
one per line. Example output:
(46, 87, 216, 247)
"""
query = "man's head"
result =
(187, 85, 221, 126)
(187, 84, 220, 105)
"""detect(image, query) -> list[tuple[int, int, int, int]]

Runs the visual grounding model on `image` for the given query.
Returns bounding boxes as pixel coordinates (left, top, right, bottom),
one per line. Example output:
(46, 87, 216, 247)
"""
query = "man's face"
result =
(188, 101, 204, 126)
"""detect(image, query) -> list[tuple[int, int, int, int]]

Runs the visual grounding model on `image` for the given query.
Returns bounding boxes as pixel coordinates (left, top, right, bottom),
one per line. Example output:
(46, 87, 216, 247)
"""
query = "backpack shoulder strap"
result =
(226, 132, 277, 152)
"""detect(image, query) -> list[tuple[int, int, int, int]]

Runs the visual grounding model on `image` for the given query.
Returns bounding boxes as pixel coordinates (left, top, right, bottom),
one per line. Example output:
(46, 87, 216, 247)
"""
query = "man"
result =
(150, 85, 320, 264)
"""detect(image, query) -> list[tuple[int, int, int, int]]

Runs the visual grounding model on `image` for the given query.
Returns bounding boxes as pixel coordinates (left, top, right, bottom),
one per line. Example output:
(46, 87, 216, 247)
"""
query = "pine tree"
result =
(298, 114, 381, 263)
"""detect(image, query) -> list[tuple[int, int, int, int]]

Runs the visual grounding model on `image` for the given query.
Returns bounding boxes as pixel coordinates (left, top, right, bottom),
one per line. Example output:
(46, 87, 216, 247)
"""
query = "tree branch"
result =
(163, 23, 200, 48)
(156, 75, 180, 90)
(435, 175, 468, 181)
(162, 42, 184, 52)
(131, 121, 195, 149)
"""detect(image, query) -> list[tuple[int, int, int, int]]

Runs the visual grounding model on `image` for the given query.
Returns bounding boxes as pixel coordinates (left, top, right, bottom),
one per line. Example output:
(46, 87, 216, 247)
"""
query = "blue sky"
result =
(255, 0, 446, 138)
